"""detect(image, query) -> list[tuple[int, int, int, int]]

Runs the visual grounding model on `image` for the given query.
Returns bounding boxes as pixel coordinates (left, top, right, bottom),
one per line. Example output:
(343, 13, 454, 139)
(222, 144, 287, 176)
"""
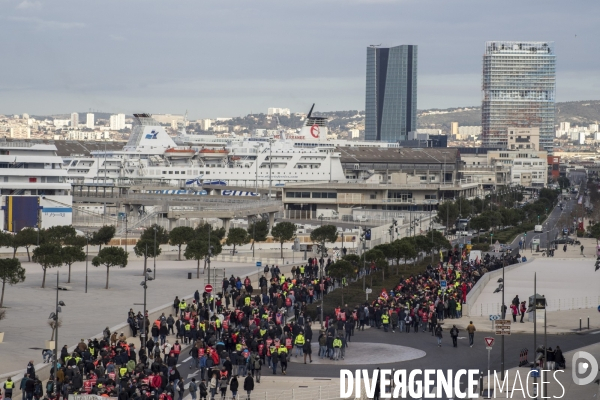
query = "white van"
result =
(534, 225, 543, 233)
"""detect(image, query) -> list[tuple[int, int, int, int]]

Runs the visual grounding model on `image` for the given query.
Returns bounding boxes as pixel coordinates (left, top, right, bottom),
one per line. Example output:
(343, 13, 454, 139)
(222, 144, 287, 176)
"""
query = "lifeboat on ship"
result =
(164, 147, 196, 158)
(199, 148, 229, 158)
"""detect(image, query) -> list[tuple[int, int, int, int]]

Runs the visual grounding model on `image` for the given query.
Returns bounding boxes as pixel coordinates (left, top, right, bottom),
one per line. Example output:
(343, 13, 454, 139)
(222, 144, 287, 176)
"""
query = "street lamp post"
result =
(319, 241, 327, 329)
(50, 271, 65, 397)
(140, 266, 153, 351)
(153, 226, 157, 279)
(125, 214, 128, 254)
(252, 216, 256, 258)
(501, 255, 506, 380)
(268, 139, 272, 198)
(85, 234, 89, 294)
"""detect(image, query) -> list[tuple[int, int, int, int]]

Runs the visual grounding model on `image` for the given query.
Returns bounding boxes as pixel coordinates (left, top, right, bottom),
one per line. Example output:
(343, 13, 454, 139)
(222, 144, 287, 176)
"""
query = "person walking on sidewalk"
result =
(243, 372, 254, 400)
(303, 339, 313, 364)
(520, 301, 527, 323)
(435, 324, 443, 347)
(510, 303, 518, 322)
(467, 321, 476, 347)
(450, 325, 459, 348)
(581, 245, 585, 256)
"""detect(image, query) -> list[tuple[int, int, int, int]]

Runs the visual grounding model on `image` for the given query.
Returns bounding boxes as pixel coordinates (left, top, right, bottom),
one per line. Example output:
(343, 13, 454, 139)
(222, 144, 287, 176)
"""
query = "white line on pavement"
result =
(183, 356, 192, 362)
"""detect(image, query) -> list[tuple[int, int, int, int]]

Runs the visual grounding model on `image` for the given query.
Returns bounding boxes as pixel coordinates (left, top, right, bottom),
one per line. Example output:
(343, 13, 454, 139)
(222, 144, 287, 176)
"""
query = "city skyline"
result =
(0, 0, 598, 119)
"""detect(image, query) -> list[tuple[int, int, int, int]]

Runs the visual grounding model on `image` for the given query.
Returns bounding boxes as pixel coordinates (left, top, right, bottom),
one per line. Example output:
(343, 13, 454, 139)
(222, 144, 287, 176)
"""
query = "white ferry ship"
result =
(63, 113, 346, 187)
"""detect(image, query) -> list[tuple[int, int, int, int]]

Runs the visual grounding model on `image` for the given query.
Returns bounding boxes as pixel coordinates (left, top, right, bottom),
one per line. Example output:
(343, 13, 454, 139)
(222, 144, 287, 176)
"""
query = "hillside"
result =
(416, 100, 600, 132)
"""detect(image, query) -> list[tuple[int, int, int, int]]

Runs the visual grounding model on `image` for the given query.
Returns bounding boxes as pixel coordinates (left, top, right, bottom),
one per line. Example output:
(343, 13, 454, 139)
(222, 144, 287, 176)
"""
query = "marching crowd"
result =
(3, 259, 348, 400)
(2, 247, 540, 400)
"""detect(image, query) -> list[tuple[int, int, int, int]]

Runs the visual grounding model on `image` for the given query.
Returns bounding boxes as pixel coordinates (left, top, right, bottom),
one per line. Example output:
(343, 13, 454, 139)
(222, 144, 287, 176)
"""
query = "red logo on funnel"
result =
(310, 124, 320, 138)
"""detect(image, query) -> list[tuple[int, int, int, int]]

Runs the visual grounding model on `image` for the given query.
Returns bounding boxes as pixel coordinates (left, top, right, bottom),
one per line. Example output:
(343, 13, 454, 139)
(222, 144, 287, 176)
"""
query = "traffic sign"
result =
(440, 280, 447, 291)
(484, 337, 495, 347)
(365, 288, 373, 294)
(495, 319, 512, 336)
(256, 261, 262, 268)
(204, 284, 213, 293)
(467, 240, 471, 245)
(459, 243, 464, 249)
(489, 314, 500, 321)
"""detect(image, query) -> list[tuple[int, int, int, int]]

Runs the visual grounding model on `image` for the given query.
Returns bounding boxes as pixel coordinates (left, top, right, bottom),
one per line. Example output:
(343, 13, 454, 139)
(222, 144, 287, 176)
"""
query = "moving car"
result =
(534, 225, 543, 233)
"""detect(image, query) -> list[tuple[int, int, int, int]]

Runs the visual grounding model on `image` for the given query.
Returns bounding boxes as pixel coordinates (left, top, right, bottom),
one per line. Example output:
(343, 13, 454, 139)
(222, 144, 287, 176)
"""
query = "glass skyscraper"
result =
(481, 41, 556, 152)
(365, 45, 417, 142)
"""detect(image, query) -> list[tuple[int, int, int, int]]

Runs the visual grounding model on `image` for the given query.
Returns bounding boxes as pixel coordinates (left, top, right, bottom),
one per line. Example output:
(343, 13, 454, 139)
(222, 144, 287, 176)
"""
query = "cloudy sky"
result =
(1, 0, 599, 119)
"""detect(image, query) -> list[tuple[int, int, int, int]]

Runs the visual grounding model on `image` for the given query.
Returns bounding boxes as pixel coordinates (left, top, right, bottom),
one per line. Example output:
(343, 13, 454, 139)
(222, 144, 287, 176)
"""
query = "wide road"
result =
(171, 323, 600, 399)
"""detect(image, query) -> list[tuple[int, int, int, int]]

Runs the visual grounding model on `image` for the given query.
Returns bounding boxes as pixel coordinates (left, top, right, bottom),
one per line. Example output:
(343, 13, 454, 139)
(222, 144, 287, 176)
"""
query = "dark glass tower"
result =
(365, 45, 418, 142)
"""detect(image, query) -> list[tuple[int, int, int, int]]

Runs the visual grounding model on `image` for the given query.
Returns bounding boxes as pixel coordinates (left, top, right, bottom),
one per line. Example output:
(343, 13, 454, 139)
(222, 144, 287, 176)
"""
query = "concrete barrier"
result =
(464, 259, 532, 317)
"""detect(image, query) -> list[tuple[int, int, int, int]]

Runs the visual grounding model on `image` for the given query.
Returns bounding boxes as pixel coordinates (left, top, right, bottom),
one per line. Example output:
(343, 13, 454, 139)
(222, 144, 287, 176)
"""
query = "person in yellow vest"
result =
(119, 366, 128, 377)
(293, 332, 305, 357)
(184, 322, 191, 344)
(3, 377, 14, 399)
(456, 302, 462, 318)
(278, 345, 289, 375)
(332, 336, 343, 361)
(299, 265, 305, 277)
(179, 299, 187, 317)
(381, 313, 390, 332)
(279, 274, 285, 284)
(244, 296, 251, 307)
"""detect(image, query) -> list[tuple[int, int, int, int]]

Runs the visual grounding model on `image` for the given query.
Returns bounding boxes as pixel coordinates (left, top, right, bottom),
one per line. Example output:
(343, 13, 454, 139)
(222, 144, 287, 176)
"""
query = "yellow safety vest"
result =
(279, 276, 285, 284)
(381, 315, 389, 324)
(299, 266, 305, 274)
(5, 381, 14, 389)
(295, 335, 305, 345)
(333, 339, 342, 348)
(244, 297, 251, 306)
(179, 301, 187, 310)
(185, 324, 191, 331)
(119, 367, 128, 377)
(236, 343, 242, 352)
(278, 346, 288, 355)
(456, 303, 462, 311)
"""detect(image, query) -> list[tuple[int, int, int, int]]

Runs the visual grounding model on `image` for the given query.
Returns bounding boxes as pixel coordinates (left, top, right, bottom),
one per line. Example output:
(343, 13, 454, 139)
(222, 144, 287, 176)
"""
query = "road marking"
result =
(183, 356, 192, 362)
(590, 331, 600, 335)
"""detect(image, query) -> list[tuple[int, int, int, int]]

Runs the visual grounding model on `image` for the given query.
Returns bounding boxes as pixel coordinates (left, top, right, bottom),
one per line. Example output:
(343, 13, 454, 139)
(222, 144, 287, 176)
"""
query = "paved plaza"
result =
(0, 253, 262, 376)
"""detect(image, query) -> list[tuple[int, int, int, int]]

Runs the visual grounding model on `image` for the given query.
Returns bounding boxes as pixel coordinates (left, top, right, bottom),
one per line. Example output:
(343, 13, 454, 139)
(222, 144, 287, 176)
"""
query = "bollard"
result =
(588, 317, 590, 330)
(580, 318, 582, 331)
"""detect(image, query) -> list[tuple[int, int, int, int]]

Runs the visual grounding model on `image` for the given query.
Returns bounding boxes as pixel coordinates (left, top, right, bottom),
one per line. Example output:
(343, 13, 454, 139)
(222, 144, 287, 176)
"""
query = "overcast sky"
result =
(1, 0, 599, 119)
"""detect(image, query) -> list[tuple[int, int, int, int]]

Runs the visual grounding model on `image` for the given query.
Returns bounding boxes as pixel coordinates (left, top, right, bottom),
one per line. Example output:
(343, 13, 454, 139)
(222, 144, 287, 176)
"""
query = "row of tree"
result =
(308, 228, 452, 304)
(436, 187, 561, 233)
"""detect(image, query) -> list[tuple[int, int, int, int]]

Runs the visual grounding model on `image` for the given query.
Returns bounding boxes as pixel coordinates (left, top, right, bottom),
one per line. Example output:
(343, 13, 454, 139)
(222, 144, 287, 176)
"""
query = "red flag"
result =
(381, 288, 389, 300)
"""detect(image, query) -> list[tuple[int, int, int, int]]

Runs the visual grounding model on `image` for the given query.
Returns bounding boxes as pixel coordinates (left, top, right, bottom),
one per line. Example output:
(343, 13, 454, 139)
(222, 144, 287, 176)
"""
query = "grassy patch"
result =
(477, 222, 536, 245)
(306, 257, 436, 320)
